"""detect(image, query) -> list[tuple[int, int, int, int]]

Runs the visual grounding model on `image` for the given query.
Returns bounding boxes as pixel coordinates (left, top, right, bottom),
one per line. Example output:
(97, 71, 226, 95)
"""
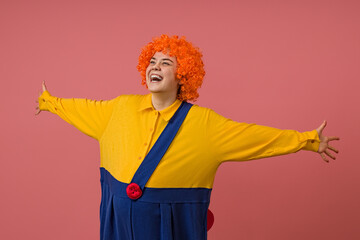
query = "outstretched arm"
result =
(34, 81, 118, 140)
(316, 121, 340, 163)
(206, 109, 340, 163)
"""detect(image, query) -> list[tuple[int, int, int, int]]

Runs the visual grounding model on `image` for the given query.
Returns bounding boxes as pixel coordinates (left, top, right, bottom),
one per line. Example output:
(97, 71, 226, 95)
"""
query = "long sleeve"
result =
(38, 90, 118, 140)
(206, 110, 320, 163)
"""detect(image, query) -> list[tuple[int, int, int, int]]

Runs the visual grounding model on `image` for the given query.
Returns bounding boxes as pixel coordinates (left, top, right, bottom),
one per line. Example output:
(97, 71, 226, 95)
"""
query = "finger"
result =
(328, 136, 340, 141)
(320, 153, 329, 163)
(317, 120, 327, 135)
(42, 80, 47, 91)
(328, 145, 339, 153)
(325, 149, 336, 160)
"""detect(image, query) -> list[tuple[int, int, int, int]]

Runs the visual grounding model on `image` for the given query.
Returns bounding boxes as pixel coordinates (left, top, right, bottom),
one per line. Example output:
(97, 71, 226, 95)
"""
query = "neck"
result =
(151, 92, 178, 111)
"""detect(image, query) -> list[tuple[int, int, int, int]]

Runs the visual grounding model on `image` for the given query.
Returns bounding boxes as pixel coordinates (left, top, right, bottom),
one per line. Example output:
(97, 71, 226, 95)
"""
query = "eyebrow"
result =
(151, 57, 174, 63)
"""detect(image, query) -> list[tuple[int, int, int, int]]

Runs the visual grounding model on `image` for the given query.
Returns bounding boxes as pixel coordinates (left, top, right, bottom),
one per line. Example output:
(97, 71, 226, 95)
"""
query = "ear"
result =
(177, 83, 182, 95)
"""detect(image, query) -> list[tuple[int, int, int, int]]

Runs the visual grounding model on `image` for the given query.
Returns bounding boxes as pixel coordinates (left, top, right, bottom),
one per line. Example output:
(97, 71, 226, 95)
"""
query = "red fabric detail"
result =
(126, 183, 142, 200)
(207, 209, 214, 231)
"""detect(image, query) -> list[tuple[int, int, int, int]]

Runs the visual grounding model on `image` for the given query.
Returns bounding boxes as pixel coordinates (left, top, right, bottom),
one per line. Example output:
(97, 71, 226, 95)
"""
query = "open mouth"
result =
(150, 74, 163, 82)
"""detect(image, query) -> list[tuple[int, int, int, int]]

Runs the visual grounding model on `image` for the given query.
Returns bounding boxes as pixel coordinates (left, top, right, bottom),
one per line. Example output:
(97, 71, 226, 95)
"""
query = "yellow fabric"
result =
(39, 90, 320, 188)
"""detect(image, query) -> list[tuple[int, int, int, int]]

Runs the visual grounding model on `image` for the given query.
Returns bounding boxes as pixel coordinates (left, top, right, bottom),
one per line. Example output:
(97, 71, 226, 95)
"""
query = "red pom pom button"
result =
(126, 183, 142, 200)
(207, 209, 214, 231)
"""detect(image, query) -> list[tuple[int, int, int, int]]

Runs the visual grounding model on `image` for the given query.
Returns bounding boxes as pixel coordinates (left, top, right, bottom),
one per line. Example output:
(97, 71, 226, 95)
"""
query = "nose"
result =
(152, 61, 161, 70)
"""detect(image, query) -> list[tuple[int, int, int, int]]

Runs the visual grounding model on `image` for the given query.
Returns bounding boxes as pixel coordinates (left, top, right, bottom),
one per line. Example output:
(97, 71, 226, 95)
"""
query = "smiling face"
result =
(145, 51, 179, 98)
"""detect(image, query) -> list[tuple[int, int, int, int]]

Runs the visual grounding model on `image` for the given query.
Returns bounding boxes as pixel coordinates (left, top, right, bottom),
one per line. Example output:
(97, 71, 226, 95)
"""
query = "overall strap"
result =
(130, 101, 193, 190)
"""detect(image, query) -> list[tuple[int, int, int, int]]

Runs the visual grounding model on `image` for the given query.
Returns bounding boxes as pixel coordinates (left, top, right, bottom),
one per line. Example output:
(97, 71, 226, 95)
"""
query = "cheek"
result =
(167, 71, 177, 83)
(145, 66, 151, 78)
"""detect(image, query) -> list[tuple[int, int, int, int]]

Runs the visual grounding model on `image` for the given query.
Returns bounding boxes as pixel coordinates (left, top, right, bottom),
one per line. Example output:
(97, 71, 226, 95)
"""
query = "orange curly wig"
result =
(137, 34, 205, 101)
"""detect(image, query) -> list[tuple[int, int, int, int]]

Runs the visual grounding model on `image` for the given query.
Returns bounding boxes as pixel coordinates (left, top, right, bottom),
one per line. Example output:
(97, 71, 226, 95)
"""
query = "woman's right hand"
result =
(35, 81, 47, 115)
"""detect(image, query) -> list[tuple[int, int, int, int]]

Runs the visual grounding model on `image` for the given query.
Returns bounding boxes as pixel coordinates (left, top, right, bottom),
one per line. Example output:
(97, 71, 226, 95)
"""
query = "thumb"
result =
(316, 120, 327, 135)
(42, 80, 47, 92)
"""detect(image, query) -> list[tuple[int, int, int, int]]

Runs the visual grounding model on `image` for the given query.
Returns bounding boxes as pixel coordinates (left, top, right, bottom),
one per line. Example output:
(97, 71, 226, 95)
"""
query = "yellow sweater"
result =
(39, 91, 320, 189)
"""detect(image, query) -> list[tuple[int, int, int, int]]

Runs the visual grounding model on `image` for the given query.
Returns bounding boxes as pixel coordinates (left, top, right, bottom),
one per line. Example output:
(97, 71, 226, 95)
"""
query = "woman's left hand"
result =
(316, 121, 340, 162)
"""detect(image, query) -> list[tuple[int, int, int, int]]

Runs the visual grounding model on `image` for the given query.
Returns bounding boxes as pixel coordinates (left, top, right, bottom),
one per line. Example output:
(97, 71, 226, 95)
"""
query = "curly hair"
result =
(137, 34, 205, 101)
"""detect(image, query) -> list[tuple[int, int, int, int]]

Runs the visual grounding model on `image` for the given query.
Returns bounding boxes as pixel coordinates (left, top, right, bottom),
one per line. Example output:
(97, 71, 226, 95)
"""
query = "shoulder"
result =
(111, 94, 151, 113)
(115, 94, 149, 104)
(187, 104, 226, 122)
(189, 104, 222, 118)
(188, 104, 241, 128)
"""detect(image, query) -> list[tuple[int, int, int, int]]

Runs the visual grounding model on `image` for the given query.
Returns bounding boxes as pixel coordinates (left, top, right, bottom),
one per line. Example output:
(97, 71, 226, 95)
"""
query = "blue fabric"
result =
(131, 102, 193, 189)
(100, 168, 211, 240)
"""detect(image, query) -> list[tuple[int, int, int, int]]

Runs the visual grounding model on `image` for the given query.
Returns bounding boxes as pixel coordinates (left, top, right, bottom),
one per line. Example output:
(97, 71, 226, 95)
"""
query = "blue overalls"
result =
(99, 102, 212, 240)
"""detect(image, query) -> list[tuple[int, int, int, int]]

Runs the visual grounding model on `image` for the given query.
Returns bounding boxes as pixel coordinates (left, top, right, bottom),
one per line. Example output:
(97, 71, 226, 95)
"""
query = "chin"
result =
(147, 84, 163, 92)
(148, 87, 162, 93)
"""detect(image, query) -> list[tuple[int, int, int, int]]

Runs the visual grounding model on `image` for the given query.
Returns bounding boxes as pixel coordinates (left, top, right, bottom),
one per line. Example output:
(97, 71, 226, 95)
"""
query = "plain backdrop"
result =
(1, 0, 358, 239)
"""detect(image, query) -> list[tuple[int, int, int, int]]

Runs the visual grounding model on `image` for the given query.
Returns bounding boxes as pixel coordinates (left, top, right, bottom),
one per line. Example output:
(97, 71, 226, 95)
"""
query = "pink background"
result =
(1, 0, 358, 239)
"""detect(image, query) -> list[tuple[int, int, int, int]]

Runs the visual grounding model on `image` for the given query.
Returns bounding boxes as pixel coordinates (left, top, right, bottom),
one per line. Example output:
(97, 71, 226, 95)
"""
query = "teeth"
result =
(150, 74, 162, 81)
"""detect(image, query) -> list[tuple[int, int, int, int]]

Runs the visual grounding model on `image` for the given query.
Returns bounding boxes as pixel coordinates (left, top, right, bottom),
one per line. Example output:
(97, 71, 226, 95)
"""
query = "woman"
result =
(35, 34, 339, 240)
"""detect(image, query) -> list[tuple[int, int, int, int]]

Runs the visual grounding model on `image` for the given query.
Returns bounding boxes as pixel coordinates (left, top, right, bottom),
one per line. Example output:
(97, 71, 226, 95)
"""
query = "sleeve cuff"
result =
(38, 90, 52, 111)
(302, 129, 320, 152)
